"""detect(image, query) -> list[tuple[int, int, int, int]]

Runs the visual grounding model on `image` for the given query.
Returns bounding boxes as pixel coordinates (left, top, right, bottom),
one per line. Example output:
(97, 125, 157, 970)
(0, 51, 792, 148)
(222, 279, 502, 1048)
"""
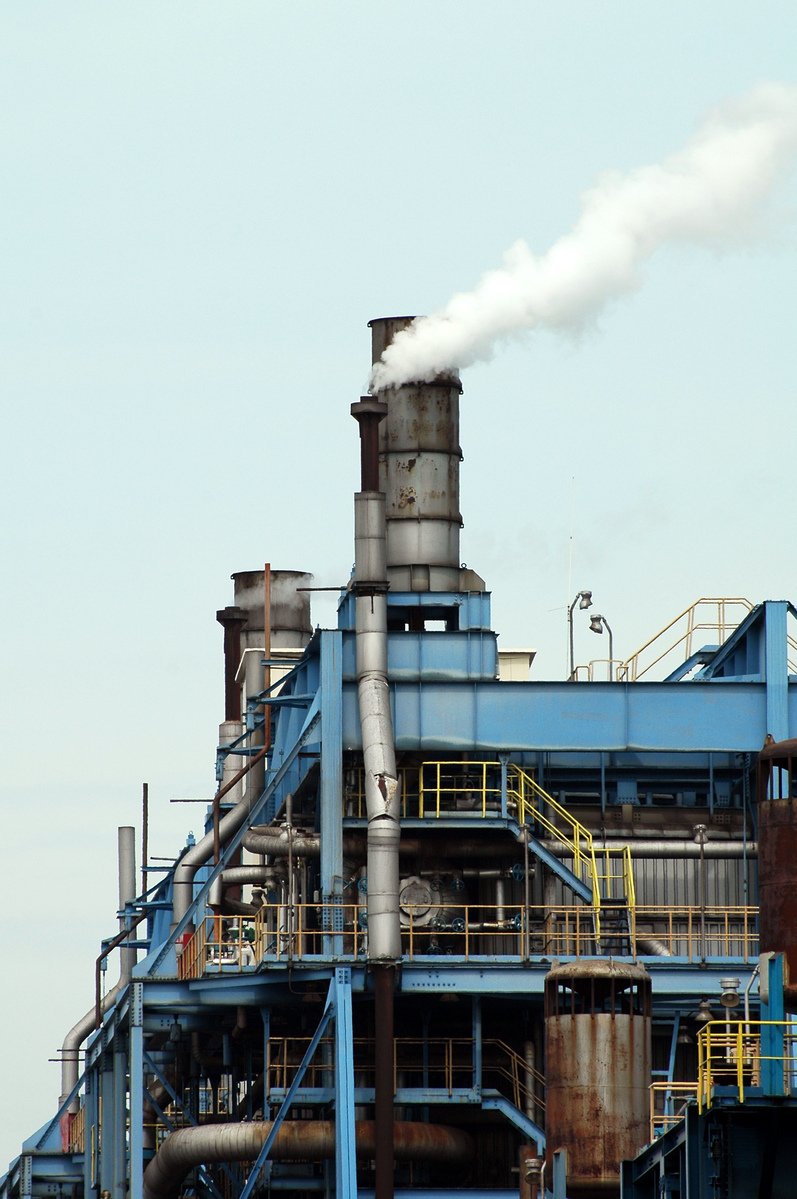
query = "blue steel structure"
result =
(3, 345, 797, 1199)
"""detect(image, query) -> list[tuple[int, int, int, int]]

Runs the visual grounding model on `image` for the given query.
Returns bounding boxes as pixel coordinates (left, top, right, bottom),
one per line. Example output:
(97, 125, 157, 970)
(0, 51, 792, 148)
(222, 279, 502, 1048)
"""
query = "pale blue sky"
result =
(2, 2, 796, 1167)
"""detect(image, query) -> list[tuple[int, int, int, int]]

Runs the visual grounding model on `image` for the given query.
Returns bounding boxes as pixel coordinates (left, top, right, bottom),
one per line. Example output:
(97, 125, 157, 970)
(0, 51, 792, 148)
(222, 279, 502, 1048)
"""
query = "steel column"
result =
(765, 600, 789, 742)
(335, 967, 358, 1197)
(129, 982, 144, 1199)
(320, 631, 345, 956)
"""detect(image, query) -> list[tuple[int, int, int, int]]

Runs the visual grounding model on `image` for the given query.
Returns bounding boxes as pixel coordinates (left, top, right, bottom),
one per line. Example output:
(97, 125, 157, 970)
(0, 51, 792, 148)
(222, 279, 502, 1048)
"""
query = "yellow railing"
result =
(67, 1105, 86, 1153)
(266, 1035, 544, 1115)
(347, 759, 636, 947)
(697, 1021, 797, 1111)
(617, 597, 754, 682)
(177, 903, 757, 974)
(648, 1082, 699, 1140)
(419, 761, 503, 818)
(636, 905, 757, 961)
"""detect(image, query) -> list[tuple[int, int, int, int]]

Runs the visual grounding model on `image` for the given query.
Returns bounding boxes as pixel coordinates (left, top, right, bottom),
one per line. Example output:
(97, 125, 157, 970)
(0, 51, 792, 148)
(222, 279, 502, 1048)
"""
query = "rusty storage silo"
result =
(544, 959, 652, 1196)
(757, 737, 797, 981)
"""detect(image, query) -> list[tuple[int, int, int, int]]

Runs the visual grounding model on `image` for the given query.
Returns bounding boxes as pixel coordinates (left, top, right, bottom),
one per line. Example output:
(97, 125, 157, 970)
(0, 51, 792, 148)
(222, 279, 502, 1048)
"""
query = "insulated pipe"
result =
(544, 839, 756, 858)
(61, 827, 138, 1111)
(351, 397, 401, 963)
(242, 825, 321, 857)
(118, 826, 137, 980)
(143, 1120, 473, 1199)
(172, 759, 266, 928)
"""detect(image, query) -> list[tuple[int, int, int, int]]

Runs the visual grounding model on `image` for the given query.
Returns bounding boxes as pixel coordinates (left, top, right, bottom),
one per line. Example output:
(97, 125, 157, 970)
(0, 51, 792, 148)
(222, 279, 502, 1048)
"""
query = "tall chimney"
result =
(369, 316, 464, 593)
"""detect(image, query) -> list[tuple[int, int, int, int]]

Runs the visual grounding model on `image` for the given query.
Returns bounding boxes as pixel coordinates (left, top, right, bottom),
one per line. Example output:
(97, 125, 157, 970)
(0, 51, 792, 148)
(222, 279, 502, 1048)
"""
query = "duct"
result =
(172, 781, 262, 928)
(61, 827, 137, 1112)
(636, 937, 672, 956)
(352, 397, 402, 964)
(143, 1120, 473, 1199)
(242, 824, 321, 858)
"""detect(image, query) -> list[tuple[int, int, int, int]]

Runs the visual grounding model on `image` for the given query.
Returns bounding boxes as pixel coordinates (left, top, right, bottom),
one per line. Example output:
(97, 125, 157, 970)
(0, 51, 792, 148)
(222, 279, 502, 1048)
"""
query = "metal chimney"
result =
(369, 316, 465, 593)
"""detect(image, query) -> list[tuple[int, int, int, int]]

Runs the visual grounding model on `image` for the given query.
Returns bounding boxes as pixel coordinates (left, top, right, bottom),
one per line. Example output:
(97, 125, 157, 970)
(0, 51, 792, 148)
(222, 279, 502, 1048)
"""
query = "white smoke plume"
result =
(370, 83, 797, 391)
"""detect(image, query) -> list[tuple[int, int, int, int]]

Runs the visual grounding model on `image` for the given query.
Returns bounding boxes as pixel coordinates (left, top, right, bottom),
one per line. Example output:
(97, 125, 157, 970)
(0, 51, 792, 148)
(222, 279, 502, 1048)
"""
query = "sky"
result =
(2, 0, 797, 1171)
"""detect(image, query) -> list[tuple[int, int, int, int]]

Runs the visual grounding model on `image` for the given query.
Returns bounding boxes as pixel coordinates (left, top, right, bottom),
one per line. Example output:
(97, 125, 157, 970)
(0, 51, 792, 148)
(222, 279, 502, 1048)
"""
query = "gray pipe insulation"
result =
(143, 1120, 473, 1199)
(60, 827, 137, 1112)
(545, 839, 756, 858)
(171, 780, 265, 928)
(353, 488, 402, 962)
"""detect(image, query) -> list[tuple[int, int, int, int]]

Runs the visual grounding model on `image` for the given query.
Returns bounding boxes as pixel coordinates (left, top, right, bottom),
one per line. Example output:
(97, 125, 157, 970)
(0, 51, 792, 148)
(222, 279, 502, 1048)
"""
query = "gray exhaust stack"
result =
(351, 394, 401, 962)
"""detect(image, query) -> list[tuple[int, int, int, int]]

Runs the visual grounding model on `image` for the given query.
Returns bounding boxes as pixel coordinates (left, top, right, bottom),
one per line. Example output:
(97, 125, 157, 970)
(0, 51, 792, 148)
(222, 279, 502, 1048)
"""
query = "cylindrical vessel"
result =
(369, 316, 463, 591)
(231, 569, 313, 652)
(757, 737, 797, 979)
(544, 960, 651, 1196)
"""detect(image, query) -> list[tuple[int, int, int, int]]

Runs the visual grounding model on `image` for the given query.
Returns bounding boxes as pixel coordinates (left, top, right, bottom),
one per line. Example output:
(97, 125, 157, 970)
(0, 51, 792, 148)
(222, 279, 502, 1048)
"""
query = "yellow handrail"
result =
(697, 1021, 797, 1112)
(617, 597, 754, 682)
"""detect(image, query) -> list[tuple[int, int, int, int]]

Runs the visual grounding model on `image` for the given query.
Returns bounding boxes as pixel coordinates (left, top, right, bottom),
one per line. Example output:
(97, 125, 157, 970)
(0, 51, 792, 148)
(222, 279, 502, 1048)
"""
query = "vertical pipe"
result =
(263, 564, 272, 753)
(118, 827, 137, 981)
(216, 606, 247, 722)
(374, 966, 395, 1199)
(141, 782, 149, 896)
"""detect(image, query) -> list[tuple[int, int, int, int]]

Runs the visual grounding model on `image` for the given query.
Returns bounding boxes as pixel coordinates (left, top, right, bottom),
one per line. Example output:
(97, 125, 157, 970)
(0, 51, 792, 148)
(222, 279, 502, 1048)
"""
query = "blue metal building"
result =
(4, 318, 797, 1199)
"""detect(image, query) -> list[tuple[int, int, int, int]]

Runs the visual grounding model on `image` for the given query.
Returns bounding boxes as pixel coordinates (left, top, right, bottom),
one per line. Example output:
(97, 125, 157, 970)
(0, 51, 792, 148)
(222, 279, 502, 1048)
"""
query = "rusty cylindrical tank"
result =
(369, 316, 464, 592)
(757, 738, 797, 981)
(544, 959, 652, 1197)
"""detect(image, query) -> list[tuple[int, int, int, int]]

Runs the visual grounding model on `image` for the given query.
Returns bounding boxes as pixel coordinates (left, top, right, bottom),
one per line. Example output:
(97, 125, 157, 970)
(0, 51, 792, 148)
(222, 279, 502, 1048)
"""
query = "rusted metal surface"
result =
(231, 568, 313, 648)
(143, 1117, 472, 1199)
(352, 395, 388, 492)
(216, 605, 247, 721)
(758, 798, 797, 979)
(368, 316, 463, 587)
(757, 739, 797, 978)
(544, 961, 651, 1197)
(374, 964, 396, 1199)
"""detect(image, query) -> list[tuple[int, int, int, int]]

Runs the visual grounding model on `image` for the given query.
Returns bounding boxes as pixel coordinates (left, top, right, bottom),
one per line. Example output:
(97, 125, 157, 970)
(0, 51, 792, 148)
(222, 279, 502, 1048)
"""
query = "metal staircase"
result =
(508, 767, 636, 953)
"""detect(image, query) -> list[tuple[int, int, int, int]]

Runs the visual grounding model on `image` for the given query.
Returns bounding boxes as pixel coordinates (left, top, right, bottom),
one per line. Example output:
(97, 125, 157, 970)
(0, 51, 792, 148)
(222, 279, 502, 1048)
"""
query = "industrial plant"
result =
(4, 316, 797, 1198)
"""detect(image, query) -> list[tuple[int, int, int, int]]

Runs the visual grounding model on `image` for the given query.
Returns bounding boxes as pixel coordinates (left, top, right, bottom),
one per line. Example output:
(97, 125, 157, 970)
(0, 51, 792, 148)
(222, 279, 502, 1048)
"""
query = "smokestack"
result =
(369, 316, 468, 594)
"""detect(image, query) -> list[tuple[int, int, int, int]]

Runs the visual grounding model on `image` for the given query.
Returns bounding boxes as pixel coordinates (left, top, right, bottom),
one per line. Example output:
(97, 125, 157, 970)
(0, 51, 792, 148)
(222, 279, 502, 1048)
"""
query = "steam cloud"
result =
(370, 84, 797, 391)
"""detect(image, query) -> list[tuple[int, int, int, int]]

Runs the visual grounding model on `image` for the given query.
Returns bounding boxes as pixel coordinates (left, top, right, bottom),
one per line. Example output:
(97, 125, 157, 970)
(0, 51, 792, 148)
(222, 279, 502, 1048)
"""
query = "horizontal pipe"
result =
(171, 762, 270, 928)
(243, 826, 321, 857)
(544, 839, 756, 858)
(143, 1120, 473, 1199)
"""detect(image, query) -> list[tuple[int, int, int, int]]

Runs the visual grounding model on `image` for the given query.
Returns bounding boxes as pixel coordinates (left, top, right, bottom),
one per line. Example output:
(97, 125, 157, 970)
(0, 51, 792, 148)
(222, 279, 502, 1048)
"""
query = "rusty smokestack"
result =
(369, 316, 470, 593)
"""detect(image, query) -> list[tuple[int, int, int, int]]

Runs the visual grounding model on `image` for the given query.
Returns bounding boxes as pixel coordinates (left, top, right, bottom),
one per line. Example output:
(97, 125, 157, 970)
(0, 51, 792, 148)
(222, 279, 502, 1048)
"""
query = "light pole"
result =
(589, 613, 615, 680)
(568, 590, 593, 681)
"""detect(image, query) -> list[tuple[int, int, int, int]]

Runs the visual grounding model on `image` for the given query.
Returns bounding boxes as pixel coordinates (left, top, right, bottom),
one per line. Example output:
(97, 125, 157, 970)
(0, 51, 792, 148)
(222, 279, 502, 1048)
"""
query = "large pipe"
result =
(216, 605, 247, 722)
(242, 824, 321, 858)
(60, 827, 138, 1111)
(172, 750, 267, 928)
(545, 839, 756, 858)
(143, 1120, 473, 1199)
(351, 396, 401, 963)
(118, 825, 137, 980)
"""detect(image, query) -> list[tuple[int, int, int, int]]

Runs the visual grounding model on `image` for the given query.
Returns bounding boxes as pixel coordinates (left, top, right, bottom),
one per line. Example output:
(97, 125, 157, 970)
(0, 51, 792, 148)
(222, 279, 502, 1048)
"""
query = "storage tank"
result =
(757, 737, 797, 979)
(544, 959, 651, 1196)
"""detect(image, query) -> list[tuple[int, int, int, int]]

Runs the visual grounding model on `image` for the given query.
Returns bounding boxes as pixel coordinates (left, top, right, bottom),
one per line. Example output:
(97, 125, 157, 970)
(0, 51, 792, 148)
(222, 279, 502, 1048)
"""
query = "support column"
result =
(99, 1056, 114, 1194)
(112, 1045, 128, 1199)
(334, 967, 357, 1197)
(129, 982, 144, 1199)
(374, 966, 395, 1199)
(764, 601, 789, 742)
(82, 1069, 98, 1196)
(320, 630, 344, 956)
